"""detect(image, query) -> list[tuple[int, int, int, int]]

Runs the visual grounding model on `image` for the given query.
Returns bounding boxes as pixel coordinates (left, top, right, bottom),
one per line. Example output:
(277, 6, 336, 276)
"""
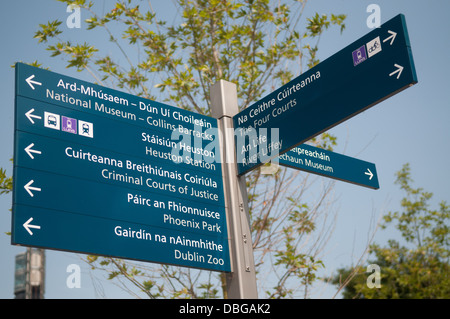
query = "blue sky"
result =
(0, 0, 449, 299)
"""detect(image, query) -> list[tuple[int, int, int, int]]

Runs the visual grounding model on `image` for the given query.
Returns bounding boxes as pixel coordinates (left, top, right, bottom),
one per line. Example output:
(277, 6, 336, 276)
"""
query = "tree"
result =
(15, 0, 347, 298)
(0, 159, 12, 195)
(331, 164, 450, 299)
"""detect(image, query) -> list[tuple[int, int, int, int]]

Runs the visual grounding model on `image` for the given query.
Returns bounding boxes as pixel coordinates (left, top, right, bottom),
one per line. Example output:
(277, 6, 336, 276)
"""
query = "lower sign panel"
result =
(12, 204, 231, 272)
(278, 144, 379, 189)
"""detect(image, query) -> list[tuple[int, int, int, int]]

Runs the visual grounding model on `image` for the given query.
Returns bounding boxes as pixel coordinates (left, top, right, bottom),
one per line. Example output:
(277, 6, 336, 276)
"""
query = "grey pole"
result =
(210, 80, 258, 299)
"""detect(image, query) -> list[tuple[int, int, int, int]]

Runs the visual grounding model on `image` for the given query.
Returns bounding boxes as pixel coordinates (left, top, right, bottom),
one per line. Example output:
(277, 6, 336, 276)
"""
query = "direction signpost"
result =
(12, 62, 231, 272)
(11, 13, 418, 299)
(234, 14, 417, 175)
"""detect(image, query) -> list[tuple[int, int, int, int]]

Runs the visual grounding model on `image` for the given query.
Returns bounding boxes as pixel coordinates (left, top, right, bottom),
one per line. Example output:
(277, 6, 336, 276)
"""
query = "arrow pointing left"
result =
(25, 75, 42, 90)
(25, 108, 42, 124)
(23, 217, 41, 236)
(24, 180, 41, 197)
(24, 143, 42, 159)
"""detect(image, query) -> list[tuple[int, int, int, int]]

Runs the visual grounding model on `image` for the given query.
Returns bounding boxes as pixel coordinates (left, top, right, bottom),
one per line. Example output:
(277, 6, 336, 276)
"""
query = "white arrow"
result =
(389, 64, 404, 80)
(365, 168, 374, 180)
(24, 143, 42, 159)
(25, 108, 42, 124)
(25, 75, 42, 90)
(24, 180, 41, 197)
(23, 217, 41, 236)
(383, 30, 397, 45)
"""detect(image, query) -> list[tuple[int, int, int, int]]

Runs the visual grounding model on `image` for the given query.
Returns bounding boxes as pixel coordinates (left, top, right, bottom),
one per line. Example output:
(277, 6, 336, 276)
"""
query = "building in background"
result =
(14, 248, 45, 299)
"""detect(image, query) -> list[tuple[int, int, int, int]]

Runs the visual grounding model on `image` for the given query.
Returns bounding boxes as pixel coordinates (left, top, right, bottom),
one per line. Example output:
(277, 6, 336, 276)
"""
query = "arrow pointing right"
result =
(389, 64, 404, 80)
(24, 180, 41, 197)
(23, 217, 41, 235)
(365, 168, 374, 180)
(24, 143, 42, 159)
(383, 30, 397, 45)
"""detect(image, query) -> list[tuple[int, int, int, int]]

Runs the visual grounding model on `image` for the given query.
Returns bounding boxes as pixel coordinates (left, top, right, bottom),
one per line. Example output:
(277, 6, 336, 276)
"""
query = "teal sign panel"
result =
(12, 63, 230, 272)
(234, 14, 417, 175)
(278, 144, 379, 189)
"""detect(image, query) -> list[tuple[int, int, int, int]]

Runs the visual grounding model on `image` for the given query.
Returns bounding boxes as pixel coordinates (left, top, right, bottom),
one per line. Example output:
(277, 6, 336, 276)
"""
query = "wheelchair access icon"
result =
(366, 36, 382, 58)
(78, 120, 94, 138)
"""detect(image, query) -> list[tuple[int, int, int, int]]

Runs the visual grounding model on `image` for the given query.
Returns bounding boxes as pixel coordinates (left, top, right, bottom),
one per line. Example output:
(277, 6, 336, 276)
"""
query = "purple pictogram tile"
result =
(352, 46, 367, 66)
(62, 116, 77, 134)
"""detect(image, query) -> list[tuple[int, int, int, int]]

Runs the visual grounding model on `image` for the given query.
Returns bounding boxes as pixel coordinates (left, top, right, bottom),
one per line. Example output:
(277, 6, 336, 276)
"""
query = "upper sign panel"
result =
(234, 14, 417, 175)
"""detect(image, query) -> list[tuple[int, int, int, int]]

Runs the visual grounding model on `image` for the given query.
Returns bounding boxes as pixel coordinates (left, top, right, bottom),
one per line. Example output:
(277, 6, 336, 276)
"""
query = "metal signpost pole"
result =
(210, 80, 258, 299)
